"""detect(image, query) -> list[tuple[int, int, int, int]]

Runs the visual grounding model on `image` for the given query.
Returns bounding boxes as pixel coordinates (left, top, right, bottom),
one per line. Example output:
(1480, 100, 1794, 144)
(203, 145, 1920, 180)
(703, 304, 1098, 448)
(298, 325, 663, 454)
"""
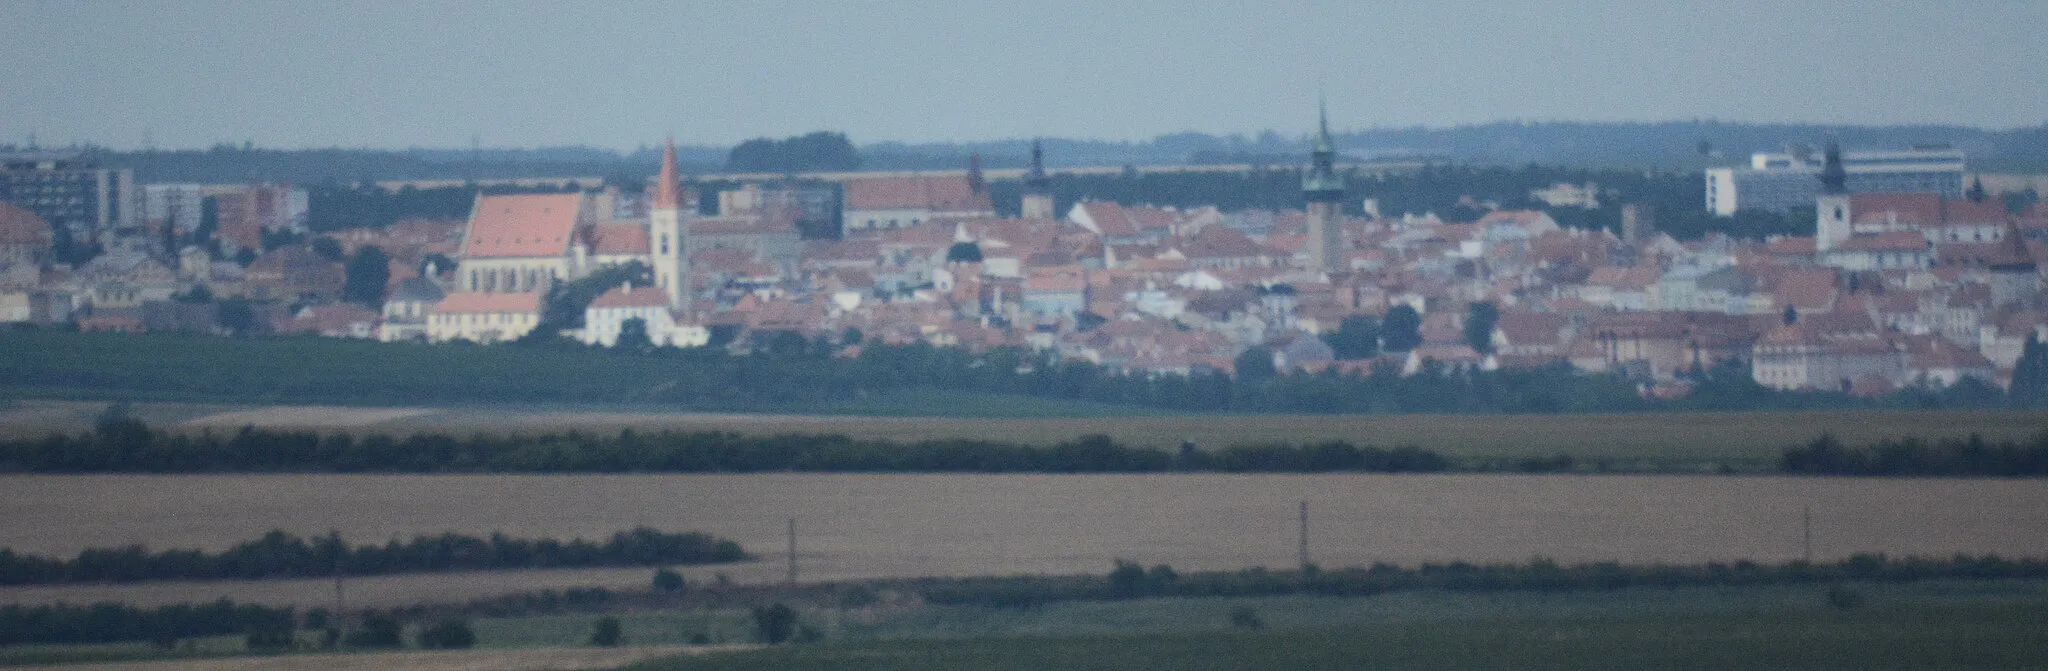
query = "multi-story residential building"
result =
(0, 151, 138, 237)
(1705, 145, 1965, 215)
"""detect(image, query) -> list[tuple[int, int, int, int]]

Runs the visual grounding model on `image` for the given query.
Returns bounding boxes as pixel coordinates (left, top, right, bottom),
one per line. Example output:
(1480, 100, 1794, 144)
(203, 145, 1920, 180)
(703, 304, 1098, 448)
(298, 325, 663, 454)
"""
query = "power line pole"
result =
(1298, 500, 1310, 571)
(1802, 505, 1813, 563)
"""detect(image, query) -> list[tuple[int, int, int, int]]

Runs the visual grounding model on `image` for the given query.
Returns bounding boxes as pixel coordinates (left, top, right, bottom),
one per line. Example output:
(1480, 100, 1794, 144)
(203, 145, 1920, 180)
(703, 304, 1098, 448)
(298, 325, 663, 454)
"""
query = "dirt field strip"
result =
(16, 644, 749, 671)
(181, 406, 443, 429)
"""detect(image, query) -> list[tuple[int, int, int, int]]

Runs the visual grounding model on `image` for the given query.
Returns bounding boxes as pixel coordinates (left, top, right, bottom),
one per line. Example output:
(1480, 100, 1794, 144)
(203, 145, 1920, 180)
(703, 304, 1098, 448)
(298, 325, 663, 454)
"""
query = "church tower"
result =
(1302, 100, 1347, 273)
(1814, 137, 1852, 252)
(1021, 138, 1055, 220)
(650, 138, 690, 313)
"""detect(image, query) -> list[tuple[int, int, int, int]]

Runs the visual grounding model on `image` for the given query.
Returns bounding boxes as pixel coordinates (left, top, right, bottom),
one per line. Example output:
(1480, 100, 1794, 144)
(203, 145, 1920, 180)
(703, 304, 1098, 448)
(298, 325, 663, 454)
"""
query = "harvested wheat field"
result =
(4, 473, 2047, 607)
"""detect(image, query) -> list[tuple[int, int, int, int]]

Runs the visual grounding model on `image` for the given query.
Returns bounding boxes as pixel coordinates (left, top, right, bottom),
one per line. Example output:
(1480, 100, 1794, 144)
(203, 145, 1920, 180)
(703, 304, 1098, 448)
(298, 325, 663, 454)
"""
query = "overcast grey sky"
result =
(3, 0, 2044, 151)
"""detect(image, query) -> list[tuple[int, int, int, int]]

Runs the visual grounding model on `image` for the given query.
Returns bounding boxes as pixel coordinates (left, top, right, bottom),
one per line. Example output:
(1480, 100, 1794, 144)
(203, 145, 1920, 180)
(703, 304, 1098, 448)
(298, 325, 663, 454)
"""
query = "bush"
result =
(753, 603, 797, 644)
(244, 623, 294, 650)
(344, 613, 403, 648)
(652, 568, 685, 593)
(417, 618, 475, 649)
(1229, 605, 1264, 630)
(1826, 585, 1866, 609)
(589, 616, 622, 646)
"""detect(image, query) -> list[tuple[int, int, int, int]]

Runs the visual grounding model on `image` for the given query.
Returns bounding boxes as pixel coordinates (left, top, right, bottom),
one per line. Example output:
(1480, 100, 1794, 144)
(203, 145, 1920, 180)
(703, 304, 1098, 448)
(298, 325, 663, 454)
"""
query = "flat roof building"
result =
(1704, 146, 1964, 216)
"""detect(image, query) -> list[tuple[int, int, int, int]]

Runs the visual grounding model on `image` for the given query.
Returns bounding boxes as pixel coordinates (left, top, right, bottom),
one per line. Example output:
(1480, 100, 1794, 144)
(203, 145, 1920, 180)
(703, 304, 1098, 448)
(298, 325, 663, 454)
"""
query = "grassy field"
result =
(623, 581, 2048, 670)
(8, 400, 2043, 466)
(14, 581, 2048, 669)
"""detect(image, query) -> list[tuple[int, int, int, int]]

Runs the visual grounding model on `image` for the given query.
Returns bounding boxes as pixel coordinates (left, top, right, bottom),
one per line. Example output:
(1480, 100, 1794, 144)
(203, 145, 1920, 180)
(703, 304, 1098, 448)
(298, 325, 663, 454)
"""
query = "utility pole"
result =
(333, 552, 347, 644)
(786, 518, 798, 584)
(1802, 505, 1813, 563)
(1298, 500, 1310, 571)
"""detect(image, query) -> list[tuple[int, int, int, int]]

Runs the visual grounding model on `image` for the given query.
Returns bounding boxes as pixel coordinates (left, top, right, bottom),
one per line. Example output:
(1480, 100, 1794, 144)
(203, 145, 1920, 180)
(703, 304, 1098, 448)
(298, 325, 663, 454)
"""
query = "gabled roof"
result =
(591, 223, 650, 255)
(388, 277, 445, 303)
(1181, 225, 1267, 259)
(1850, 193, 1942, 226)
(843, 176, 993, 212)
(1834, 231, 1929, 253)
(0, 202, 53, 245)
(436, 291, 540, 314)
(464, 194, 585, 259)
(589, 285, 670, 309)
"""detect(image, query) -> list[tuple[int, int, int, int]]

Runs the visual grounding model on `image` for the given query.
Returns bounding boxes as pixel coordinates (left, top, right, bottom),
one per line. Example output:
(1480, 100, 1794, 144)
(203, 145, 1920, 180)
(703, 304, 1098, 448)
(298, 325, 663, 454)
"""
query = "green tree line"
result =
(0, 420, 1447, 475)
(0, 600, 293, 647)
(1781, 432, 2048, 476)
(0, 527, 747, 586)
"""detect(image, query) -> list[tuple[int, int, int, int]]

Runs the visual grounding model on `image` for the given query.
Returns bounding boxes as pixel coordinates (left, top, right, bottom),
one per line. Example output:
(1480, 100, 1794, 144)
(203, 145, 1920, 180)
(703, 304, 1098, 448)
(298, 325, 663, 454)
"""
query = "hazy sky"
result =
(4, 0, 2045, 151)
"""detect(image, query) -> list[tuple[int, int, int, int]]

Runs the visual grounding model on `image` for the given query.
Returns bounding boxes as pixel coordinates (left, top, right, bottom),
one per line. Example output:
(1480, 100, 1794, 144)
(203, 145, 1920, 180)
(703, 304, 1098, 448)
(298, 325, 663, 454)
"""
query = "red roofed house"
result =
(580, 282, 707, 348)
(841, 175, 994, 235)
(0, 202, 54, 267)
(428, 291, 542, 344)
(455, 193, 595, 294)
(589, 223, 650, 267)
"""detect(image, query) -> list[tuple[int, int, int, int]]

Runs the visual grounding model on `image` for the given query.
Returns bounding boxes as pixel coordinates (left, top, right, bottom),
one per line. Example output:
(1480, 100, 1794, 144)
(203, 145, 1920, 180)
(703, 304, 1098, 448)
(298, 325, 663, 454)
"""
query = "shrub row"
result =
(0, 420, 1448, 474)
(0, 528, 746, 586)
(1781, 432, 2048, 476)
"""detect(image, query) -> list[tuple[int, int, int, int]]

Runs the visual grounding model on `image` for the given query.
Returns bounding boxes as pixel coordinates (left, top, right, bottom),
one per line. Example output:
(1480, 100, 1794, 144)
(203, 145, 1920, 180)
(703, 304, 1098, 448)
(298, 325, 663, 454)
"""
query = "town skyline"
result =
(5, 1, 2047, 152)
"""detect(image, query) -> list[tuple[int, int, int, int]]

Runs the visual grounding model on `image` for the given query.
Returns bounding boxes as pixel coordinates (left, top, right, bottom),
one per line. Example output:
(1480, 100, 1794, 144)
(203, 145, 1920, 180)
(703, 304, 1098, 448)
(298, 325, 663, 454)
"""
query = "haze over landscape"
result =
(4, 1, 2046, 151)
(7, 2, 2048, 669)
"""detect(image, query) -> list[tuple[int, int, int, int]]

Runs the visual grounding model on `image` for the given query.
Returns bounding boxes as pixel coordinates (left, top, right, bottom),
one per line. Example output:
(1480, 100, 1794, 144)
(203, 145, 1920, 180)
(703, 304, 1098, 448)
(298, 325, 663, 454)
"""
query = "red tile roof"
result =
(436, 291, 541, 314)
(591, 223, 649, 255)
(0, 202, 52, 245)
(844, 176, 993, 212)
(464, 194, 585, 259)
(589, 285, 669, 309)
(1834, 231, 1929, 253)
(1850, 193, 1941, 226)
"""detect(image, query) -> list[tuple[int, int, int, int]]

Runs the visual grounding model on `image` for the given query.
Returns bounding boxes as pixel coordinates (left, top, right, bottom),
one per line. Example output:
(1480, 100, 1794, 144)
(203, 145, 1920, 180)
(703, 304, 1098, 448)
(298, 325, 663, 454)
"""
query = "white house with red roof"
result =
(840, 175, 993, 235)
(427, 291, 542, 344)
(454, 193, 594, 294)
(579, 282, 707, 348)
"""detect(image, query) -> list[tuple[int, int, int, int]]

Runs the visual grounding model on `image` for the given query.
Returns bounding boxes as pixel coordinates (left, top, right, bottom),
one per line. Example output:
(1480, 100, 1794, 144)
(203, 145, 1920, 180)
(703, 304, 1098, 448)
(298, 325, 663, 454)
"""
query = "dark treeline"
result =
(0, 600, 293, 647)
(0, 527, 747, 586)
(0, 419, 1447, 475)
(1782, 432, 2048, 477)
(915, 553, 2048, 609)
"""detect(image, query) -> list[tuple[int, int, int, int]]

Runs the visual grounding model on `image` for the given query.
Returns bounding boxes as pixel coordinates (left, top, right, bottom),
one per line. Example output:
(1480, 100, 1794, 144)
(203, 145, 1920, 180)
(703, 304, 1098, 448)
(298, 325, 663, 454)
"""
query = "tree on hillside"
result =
(1233, 346, 1276, 383)
(310, 236, 344, 262)
(614, 317, 654, 352)
(1464, 301, 1499, 355)
(1382, 304, 1423, 352)
(343, 245, 390, 307)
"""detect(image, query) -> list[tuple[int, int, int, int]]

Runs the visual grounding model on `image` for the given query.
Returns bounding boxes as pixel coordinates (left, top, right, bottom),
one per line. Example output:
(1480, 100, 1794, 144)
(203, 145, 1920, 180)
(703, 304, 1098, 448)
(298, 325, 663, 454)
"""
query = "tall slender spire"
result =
(1025, 138, 1050, 194)
(654, 136, 680, 210)
(1303, 97, 1344, 201)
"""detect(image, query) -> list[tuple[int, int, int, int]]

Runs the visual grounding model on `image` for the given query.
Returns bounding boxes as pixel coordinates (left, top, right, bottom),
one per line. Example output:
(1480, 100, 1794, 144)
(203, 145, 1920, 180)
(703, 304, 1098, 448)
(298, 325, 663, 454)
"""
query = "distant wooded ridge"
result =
(40, 120, 2048, 184)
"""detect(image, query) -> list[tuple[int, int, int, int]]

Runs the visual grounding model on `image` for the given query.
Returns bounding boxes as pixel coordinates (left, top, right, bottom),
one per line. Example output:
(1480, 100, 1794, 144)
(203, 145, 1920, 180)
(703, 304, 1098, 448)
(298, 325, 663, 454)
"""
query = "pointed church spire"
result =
(654, 136, 681, 210)
(1315, 93, 1334, 154)
(1303, 97, 1344, 200)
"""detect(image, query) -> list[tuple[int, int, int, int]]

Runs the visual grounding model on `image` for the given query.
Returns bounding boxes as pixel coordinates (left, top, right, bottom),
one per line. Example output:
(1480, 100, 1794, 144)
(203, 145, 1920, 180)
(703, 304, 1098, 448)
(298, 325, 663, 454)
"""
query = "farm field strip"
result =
(4, 472, 2048, 607)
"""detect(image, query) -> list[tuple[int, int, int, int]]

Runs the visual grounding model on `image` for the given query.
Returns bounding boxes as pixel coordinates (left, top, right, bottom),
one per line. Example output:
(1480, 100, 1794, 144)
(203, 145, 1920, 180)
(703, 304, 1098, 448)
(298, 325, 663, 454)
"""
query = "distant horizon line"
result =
(7, 117, 2042, 155)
